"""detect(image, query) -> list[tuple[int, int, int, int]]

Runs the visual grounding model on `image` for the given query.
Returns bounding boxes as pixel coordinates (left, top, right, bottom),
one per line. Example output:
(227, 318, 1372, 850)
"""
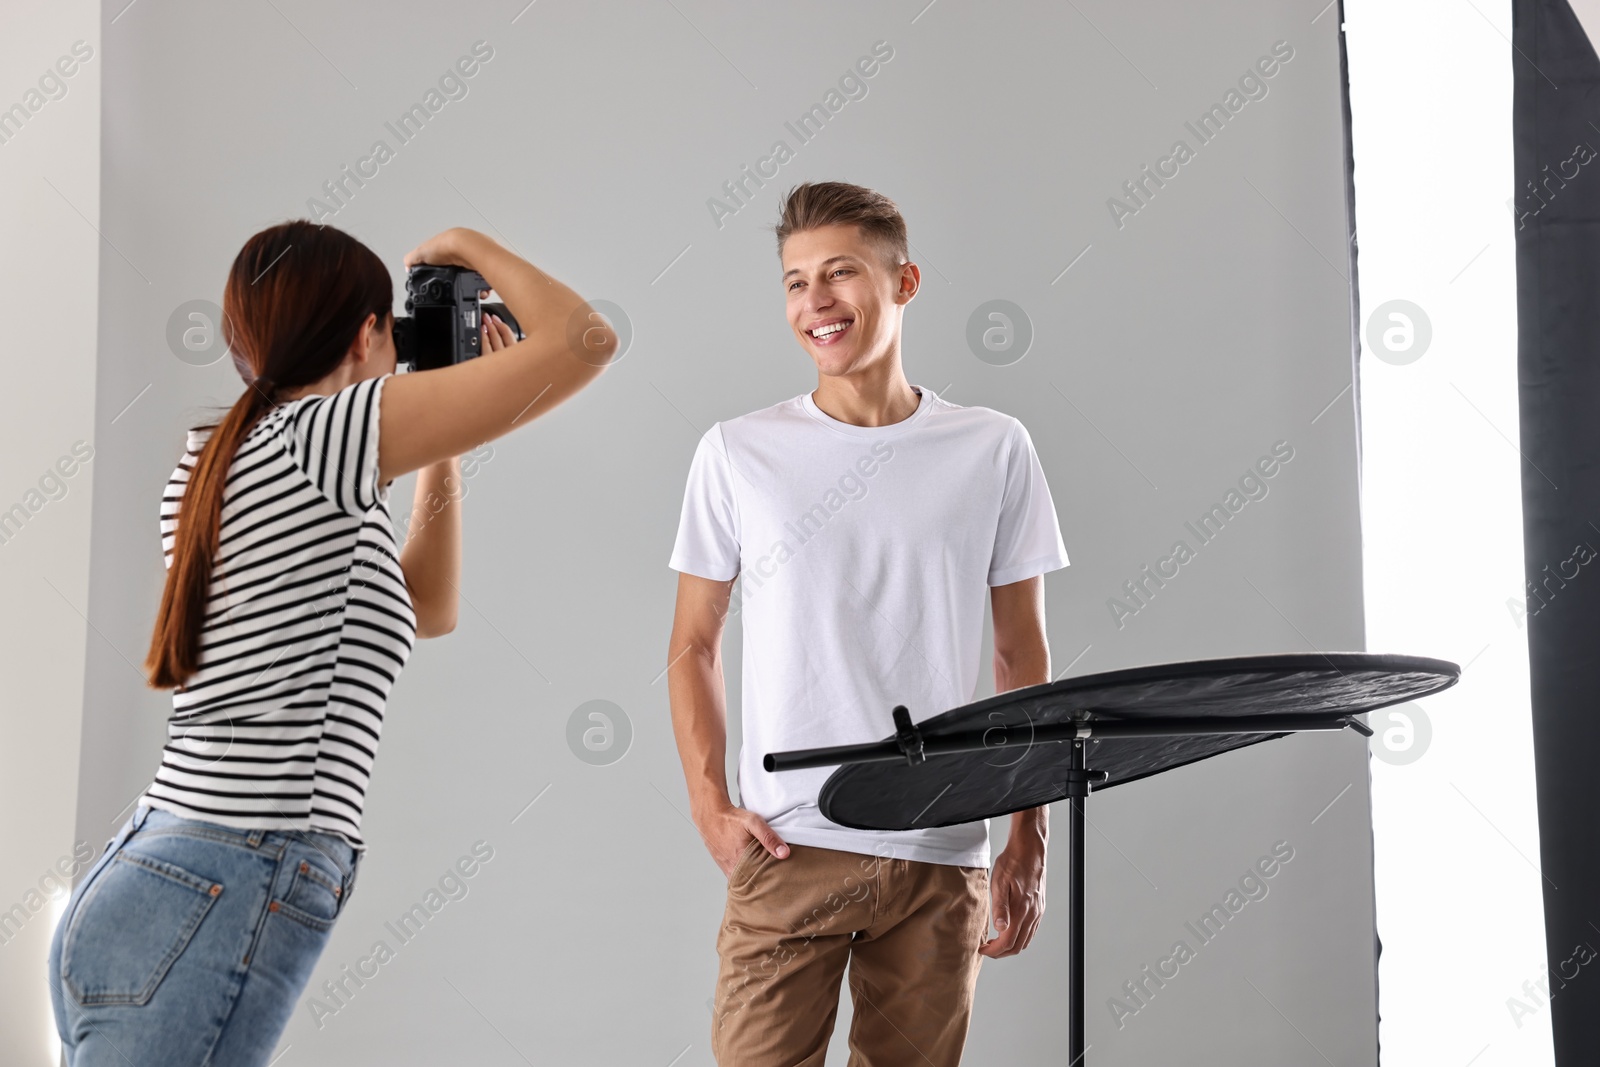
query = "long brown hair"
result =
(144, 220, 392, 689)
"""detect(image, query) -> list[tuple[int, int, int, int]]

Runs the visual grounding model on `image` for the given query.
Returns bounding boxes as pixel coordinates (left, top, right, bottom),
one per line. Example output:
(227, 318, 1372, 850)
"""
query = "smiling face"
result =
(782, 223, 917, 380)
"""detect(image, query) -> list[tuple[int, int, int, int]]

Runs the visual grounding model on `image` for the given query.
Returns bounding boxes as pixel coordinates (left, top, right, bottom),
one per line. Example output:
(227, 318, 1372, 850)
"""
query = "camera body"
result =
(393, 264, 521, 372)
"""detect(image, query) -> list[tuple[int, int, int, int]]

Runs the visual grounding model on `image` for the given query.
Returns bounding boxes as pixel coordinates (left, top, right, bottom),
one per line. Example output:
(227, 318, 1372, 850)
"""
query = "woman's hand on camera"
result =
(482, 311, 516, 353)
(403, 227, 490, 271)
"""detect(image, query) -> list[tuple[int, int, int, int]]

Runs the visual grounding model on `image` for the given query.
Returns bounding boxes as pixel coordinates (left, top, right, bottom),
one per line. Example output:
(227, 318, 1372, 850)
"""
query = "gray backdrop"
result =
(74, 1, 1370, 1063)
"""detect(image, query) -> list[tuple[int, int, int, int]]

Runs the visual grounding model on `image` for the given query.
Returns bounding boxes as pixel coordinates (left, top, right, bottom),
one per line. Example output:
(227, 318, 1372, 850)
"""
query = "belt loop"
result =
(247, 829, 265, 848)
(345, 849, 361, 901)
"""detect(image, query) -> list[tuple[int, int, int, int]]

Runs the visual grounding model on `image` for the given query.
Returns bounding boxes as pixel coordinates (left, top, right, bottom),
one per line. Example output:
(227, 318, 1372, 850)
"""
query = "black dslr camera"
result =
(393, 264, 522, 372)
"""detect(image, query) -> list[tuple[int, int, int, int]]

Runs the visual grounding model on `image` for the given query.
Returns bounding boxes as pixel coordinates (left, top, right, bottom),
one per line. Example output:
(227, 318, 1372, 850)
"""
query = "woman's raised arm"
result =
(377, 227, 617, 483)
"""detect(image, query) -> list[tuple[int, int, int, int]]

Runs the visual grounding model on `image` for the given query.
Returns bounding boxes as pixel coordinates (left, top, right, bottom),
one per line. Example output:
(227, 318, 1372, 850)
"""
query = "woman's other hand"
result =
(483, 311, 516, 352)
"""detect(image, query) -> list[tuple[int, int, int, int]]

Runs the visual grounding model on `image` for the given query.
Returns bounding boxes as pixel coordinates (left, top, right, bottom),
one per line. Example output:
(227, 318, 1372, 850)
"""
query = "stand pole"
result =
(1069, 739, 1086, 1065)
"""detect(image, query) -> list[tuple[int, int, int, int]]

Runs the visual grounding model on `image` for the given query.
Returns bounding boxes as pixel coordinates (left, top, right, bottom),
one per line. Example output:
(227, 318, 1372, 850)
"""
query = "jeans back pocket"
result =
(61, 850, 222, 1006)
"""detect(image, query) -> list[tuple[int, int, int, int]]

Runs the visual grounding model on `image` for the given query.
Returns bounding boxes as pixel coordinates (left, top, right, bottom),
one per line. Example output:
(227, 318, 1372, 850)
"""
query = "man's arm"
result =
(980, 574, 1052, 959)
(666, 572, 791, 877)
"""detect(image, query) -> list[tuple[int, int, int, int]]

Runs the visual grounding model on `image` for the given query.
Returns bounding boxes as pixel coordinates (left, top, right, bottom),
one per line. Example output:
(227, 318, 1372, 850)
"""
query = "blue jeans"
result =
(47, 804, 360, 1066)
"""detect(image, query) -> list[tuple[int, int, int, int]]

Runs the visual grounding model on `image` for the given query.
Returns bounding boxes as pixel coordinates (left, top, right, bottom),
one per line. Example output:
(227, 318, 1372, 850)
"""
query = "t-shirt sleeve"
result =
(989, 417, 1070, 587)
(668, 424, 741, 581)
(282, 374, 390, 515)
(159, 445, 201, 571)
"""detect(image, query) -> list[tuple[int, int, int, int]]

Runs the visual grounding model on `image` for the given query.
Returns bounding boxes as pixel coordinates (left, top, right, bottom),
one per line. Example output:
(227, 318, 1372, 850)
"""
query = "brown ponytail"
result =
(144, 221, 392, 689)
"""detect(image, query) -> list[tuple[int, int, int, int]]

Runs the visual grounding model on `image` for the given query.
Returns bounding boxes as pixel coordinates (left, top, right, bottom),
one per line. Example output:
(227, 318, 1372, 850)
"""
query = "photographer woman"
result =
(46, 221, 615, 1065)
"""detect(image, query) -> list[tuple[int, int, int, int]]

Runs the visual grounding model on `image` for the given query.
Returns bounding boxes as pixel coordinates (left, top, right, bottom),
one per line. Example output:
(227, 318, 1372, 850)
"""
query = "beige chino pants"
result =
(711, 840, 990, 1066)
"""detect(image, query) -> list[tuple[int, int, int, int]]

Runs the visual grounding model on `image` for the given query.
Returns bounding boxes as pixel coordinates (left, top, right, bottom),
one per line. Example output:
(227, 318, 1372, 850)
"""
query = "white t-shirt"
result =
(668, 385, 1069, 867)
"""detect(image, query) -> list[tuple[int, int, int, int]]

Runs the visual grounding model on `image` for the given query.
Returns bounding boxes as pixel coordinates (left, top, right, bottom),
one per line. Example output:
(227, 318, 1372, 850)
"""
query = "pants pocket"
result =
(726, 838, 767, 891)
(272, 850, 346, 932)
(60, 850, 222, 1006)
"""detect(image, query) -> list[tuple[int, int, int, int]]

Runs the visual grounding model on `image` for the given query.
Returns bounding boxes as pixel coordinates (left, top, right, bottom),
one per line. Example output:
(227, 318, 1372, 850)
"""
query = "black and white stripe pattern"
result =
(139, 375, 415, 852)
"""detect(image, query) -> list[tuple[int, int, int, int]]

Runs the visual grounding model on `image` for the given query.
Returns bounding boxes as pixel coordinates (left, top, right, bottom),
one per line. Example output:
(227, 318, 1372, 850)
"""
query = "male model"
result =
(667, 180, 1070, 1066)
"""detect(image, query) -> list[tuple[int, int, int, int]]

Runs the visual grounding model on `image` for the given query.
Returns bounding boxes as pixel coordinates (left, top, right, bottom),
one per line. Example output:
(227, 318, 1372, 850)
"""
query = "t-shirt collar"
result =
(800, 384, 933, 439)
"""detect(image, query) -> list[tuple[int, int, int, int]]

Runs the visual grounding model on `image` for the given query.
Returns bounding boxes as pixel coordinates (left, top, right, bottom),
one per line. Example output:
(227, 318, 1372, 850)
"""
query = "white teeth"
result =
(811, 321, 850, 338)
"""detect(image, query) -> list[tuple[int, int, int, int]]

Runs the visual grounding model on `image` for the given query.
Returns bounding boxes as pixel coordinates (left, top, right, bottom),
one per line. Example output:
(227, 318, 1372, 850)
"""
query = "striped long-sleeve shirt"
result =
(137, 374, 415, 853)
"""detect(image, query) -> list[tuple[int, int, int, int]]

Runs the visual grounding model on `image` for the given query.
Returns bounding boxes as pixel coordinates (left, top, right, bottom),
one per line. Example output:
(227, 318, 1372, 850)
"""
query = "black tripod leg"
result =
(1070, 740, 1086, 1065)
